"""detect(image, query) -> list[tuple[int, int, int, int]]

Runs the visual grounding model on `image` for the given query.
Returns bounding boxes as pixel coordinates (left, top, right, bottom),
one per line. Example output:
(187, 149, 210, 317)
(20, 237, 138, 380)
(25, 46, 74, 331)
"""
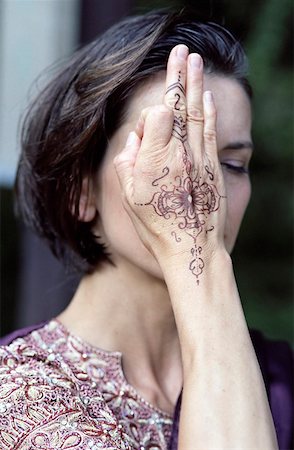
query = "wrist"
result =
(162, 248, 236, 309)
(158, 245, 233, 283)
(159, 248, 241, 350)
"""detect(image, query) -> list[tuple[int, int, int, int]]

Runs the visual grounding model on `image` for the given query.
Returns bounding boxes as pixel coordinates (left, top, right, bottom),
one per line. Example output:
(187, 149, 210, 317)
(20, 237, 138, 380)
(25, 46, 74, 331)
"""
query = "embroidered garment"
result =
(1, 320, 293, 450)
(0, 319, 173, 449)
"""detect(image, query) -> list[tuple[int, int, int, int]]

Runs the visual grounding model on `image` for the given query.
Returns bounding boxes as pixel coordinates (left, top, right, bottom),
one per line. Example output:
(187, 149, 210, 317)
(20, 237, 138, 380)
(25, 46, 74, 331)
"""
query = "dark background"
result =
(1, 0, 293, 344)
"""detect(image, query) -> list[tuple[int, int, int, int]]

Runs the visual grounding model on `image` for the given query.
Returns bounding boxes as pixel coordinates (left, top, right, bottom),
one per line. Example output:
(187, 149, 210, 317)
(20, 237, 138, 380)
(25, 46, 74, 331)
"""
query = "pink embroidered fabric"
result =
(0, 319, 173, 449)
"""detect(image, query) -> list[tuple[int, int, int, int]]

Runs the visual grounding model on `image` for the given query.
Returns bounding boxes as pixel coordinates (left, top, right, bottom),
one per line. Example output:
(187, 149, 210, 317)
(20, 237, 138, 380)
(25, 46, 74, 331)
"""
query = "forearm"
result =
(160, 250, 278, 450)
(114, 40, 278, 449)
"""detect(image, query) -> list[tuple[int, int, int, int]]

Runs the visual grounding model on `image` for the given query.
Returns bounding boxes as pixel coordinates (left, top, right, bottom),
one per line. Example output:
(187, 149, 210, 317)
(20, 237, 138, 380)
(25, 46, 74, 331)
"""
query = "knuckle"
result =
(148, 104, 174, 119)
(165, 97, 186, 113)
(187, 106, 204, 124)
(204, 128, 217, 144)
(114, 153, 128, 167)
(156, 104, 174, 117)
(141, 106, 151, 118)
(141, 107, 149, 116)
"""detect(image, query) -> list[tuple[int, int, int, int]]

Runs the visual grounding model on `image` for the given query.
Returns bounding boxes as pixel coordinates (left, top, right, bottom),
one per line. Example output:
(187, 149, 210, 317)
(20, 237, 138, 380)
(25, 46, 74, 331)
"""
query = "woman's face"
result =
(94, 73, 253, 277)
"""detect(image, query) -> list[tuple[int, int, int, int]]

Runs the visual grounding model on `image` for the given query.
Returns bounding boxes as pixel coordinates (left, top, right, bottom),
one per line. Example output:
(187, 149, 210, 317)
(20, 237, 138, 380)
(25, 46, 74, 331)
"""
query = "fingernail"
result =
(126, 131, 137, 146)
(176, 45, 189, 60)
(190, 53, 202, 68)
(204, 91, 213, 102)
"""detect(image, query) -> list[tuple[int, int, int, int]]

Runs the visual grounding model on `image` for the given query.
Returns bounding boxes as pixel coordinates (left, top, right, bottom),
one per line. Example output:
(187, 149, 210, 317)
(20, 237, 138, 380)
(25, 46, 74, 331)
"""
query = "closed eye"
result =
(219, 141, 253, 176)
(220, 162, 249, 174)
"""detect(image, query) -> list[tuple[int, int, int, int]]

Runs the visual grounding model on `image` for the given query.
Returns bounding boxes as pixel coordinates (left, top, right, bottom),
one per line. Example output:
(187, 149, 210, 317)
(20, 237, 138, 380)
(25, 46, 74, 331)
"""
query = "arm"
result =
(114, 44, 278, 449)
(160, 251, 278, 449)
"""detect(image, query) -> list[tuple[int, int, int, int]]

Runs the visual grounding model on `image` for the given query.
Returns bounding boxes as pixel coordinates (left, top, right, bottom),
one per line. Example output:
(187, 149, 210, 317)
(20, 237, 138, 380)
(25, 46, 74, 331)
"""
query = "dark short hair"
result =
(15, 9, 252, 271)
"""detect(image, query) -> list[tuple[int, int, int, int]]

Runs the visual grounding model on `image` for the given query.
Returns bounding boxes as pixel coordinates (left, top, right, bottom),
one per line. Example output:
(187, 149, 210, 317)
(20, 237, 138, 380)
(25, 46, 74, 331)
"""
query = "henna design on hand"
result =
(171, 231, 182, 242)
(204, 165, 214, 181)
(172, 116, 187, 143)
(152, 167, 170, 186)
(174, 93, 181, 110)
(139, 72, 224, 284)
(145, 170, 223, 284)
(146, 175, 221, 235)
(136, 177, 220, 229)
(166, 72, 187, 144)
(165, 71, 185, 96)
(190, 247, 204, 279)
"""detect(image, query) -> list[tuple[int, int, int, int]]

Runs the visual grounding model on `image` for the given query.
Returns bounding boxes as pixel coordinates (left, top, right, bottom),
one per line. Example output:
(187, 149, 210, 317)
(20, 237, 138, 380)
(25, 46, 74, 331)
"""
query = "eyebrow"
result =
(221, 141, 254, 151)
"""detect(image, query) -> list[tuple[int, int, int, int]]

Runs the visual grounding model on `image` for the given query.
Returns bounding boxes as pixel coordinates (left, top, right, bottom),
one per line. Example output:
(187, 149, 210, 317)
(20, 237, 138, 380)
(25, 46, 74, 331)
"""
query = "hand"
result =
(114, 44, 227, 284)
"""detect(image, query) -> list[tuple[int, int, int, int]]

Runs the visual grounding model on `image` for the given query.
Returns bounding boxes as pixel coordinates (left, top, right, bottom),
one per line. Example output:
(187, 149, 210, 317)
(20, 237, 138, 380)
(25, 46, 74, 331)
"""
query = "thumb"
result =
(134, 105, 174, 176)
(114, 131, 141, 200)
(140, 105, 174, 151)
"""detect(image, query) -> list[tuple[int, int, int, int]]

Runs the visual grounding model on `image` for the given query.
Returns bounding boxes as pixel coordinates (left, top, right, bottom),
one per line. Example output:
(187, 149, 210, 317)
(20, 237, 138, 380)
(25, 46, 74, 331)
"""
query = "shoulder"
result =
(249, 329, 293, 449)
(0, 325, 129, 449)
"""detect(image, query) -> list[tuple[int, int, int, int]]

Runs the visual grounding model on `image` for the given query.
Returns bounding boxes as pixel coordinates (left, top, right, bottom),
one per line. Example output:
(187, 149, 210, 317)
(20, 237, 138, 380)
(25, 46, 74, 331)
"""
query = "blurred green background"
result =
(1, 0, 293, 344)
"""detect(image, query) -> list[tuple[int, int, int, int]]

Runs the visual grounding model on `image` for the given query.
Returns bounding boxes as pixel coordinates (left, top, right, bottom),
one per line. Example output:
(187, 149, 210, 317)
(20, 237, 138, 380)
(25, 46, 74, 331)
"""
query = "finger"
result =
(133, 106, 174, 203)
(203, 91, 218, 161)
(164, 45, 188, 142)
(186, 53, 204, 151)
(135, 109, 146, 140)
(137, 105, 174, 167)
(114, 131, 141, 201)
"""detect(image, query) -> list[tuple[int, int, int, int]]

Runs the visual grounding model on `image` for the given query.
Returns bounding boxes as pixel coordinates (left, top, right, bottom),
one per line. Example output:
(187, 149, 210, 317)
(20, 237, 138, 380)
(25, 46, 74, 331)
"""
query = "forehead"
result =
(125, 72, 252, 148)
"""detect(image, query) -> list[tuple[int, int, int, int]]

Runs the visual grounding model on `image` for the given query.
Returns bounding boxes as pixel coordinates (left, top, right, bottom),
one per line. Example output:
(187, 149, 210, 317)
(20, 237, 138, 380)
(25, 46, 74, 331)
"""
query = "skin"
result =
(59, 45, 277, 450)
(95, 72, 252, 277)
(59, 65, 252, 410)
(60, 45, 277, 450)
(114, 46, 277, 448)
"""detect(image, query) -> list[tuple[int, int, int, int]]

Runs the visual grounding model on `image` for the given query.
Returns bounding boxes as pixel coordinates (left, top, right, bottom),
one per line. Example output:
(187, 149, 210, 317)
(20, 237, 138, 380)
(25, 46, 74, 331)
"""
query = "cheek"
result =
(224, 176, 251, 250)
(98, 165, 135, 240)
(97, 164, 163, 275)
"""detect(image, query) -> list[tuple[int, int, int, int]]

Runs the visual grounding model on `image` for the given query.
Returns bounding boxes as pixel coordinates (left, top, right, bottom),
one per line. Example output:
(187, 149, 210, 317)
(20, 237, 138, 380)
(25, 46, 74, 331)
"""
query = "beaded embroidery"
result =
(0, 320, 173, 449)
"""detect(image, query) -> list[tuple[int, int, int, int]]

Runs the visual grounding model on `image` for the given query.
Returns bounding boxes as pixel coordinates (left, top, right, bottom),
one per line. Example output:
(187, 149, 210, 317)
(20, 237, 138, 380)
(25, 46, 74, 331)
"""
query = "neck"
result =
(57, 257, 182, 410)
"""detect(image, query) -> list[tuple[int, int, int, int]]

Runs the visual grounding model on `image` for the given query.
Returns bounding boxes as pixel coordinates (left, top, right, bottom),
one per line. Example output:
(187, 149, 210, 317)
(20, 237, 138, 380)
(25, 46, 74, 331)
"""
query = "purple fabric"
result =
(1, 324, 293, 449)
(264, 335, 294, 449)
(169, 329, 294, 450)
(0, 321, 49, 346)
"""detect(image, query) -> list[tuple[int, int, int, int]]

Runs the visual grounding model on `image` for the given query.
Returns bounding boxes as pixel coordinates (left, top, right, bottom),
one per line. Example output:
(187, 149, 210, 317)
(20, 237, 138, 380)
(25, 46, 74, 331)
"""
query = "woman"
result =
(0, 10, 292, 450)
